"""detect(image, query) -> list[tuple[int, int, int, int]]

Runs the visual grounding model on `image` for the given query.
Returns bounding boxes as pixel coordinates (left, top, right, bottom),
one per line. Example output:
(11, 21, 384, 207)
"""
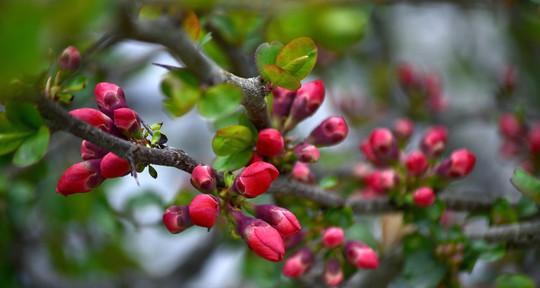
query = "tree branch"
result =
(466, 219, 540, 244)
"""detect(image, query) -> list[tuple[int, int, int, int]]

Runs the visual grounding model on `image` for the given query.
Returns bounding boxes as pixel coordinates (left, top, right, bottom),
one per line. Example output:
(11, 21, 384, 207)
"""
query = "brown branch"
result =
(466, 219, 540, 244)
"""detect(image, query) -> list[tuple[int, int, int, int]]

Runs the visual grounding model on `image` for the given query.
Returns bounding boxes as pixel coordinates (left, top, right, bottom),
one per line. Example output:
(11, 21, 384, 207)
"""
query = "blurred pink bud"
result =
(234, 212, 285, 262)
(364, 169, 399, 193)
(428, 94, 447, 112)
(353, 162, 373, 180)
(345, 241, 379, 269)
(308, 116, 348, 147)
(100, 152, 130, 178)
(369, 128, 398, 160)
(294, 143, 320, 163)
(59, 46, 80, 70)
(397, 62, 418, 88)
(393, 118, 415, 140)
(255, 205, 301, 237)
(413, 187, 435, 207)
(322, 227, 345, 248)
(162, 205, 192, 234)
(324, 259, 344, 287)
(234, 162, 279, 198)
(272, 87, 296, 118)
(405, 150, 429, 177)
(421, 126, 448, 157)
(190, 165, 217, 193)
(256, 128, 285, 157)
(289, 80, 325, 123)
(80, 140, 107, 160)
(189, 194, 219, 228)
(437, 149, 476, 179)
(282, 248, 314, 278)
(499, 113, 523, 139)
(113, 108, 140, 136)
(69, 108, 112, 132)
(94, 82, 127, 115)
(528, 123, 540, 156)
(500, 140, 520, 158)
(56, 160, 103, 196)
(292, 162, 314, 183)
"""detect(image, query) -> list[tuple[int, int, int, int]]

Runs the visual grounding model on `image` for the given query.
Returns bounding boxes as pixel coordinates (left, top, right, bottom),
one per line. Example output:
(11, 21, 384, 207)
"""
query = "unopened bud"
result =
(113, 108, 140, 137)
(307, 116, 348, 147)
(282, 248, 314, 278)
(322, 227, 345, 248)
(94, 82, 127, 116)
(344, 241, 379, 269)
(189, 194, 219, 228)
(289, 80, 325, 123)
(234, 162, 279, 198)
(162, 205, 192, 234)
(59, 46, 81, 70)
(190, 165, 217, 193)
(404, 150, 429, 177)
(256, 128, 285, 157)
(294, 143, 320, 163)
(324, 259, 343, 287)
(413, 187, 435, 207)
(255, 205, 301, 237)
(69, 108, 112, 132)
(100, 152, 130, 178)
(56, 160, 103, 196)
(421, 126, 448, 157)
(80, 140, 107, 160)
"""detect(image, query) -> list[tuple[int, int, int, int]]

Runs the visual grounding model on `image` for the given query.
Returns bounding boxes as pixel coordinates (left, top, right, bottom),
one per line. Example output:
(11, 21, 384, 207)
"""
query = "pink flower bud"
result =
(113, 108, 140, 136)
(59, 46, 81, 71)
(282, 248, 314, 278)
(353, 162, 373, 180)
(234, 162, 279, 198)
(428, 94, 447, 112)
(437, 149, 476, 178)
(421, 126, 448, 157)
(423, 73, 442, 99)
(289, 80, 325, 123)
(369, 128, 398, 160)
(255, 205, 301, 237)
(397, 63, 418, 88)
(360, 140, 380, 165)
(307, 116, 348, 147)
(500, 140, 520, 158)
(292, 162, 314, 183)
(499, 113, 523, 139)
(528, 123, 540, 155)
(56, 160, 104, 196)
(393, 118, 414, 140)
(324, 259, 344, 287)
(234, 212, 285, 262)
(272, 87, 296, 118)
(100, 152, 130, 178)
(69, 108, 112, 132)
(344, 241, 379, 269)
(189, 194, 219, 228)
(413, 187, 435, 207)
(364, 169, 399, 193)
(256, 128, 285, 157)
(80, 140, 107, 160)
(322, 227, 345, 248)
(94, 82, 127, 115)
(405, 150, 429, 177)
(294, 143, 320, 163)
(190, 165, 217, 193)
(162, 205, 192, 234)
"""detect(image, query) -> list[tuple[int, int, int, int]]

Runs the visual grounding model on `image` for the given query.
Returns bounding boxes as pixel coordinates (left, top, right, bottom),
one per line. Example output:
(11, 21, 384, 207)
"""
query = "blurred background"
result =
(1, 0, 540, 287)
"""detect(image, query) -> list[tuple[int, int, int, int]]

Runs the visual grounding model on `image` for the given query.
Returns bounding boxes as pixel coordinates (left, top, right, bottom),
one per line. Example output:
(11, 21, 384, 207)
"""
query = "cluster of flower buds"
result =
(282, 226, 378, 286)
(498, 112, 540, 173)
(56, 82, 143, 195)
(355, 119, 476, 207)
(396, 62, 447, 116)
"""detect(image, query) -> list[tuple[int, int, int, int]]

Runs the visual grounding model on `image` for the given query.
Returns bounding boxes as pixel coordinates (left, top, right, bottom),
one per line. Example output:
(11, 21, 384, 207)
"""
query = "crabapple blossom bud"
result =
(429, 94, 447, 112)
(360, 140, 380, 165)
(413, 187, 435, 207)
(100, 152, 130, 178)
(113, 108, 140, 136)
(282, 248, 314, 278)
(162, 205, 192, 234)
(59, 46, 80, 70)
(94, 82, 127, 115)
(324, 259, 343, 287)
(405, 150, 429, 177)
(190, 165, 217, 193)
(421, 126, 448, 157)
(255, 205, 301, 237)
(527, 123, 540, 155)
(423, 73, 442, 99)
(307, 116, 348, 147)
(369, 128, 398, 160)
(56, 159, 103, 196)
(322, 227, 345, 248)
(189, 194, 219, 228)
(256, 128, 285, 157)
(364, 169, 399, 193)
(234, 162, 279, 198)
(393, 118, 414, 140)
(69, 108, 112, 132)
(344, 241, 379, 269)
(437, 149, 476, 178)
(292, 162, 314, 183)
(397, 63, 417, 88)
(499, 113, 523, 139)
(233, 211, 285, 262)
(289, 80, 325, 123)
(272, 87, 296, 118)
(80, 140, 107, 160)
(294, 143, 320, 163)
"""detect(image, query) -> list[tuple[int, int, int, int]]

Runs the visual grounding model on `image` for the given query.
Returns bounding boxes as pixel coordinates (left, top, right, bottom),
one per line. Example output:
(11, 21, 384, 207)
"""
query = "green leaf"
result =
(275, 37, 317, 80)
(213, 150, 252, 172)
(516, 196, 538, 218)
(148, 165, 158, 179)
(346, 221, 378, 248)
(496, 274, 535, 288)
(63, 75, 86, 92)
(511, 168, 540, 203)
(400, 250, 446, 288)
(160, 71, 200, 117)
(0, 114, 33, 155)
(6, 101, 43, 130)
(255, 41, 283, 80)
(261, 64, 300, 90)
(12, 126, 50, 167)
(197, 84, 243, 119)
(212, 125, 253, 156)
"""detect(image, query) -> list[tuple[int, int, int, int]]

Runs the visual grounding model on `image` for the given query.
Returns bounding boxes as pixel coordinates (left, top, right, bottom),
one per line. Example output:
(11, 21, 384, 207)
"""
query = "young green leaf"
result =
(212, 125, 253, 156)
(261, 64, 300, 90)
(511, 168, 540, 203)
(6, 102, 43, 130)
(496, 274, 535, 288)
(275, 37, 317, 80)
(160, 71, 201, 117)
(148, 165, 158, 179)
(213, 149, 252, 171)
(13, 126, 50, 167)
(197, 84, 243, 119)
(255, 41, 284, 80)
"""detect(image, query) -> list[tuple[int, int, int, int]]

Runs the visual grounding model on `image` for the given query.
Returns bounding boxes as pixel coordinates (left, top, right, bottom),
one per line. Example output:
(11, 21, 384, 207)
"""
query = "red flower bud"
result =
(234, 212, 285, 262)
(190, 165, 217, 193)
(282, 248, 314, 278)
(528, 123, 540, 155)
(423, 73, 442, 99)
(294, 143, 320, 163)
(322, 227, 345, 248)
(255, 205, 301, 237)
(113, 108, 140, 136)
(405, 150, 429, 177)
(69, 108, 112, 132)
(413, 187, 435, 207)
(289, 80, 325, 123)
(500, 140, 520, 158)
(56, 160, 103, 196)
(94, 82, 127, 115)
(393, 118, 415, 140)
(437, 149, 476, 178)
(292, 162, 314, 183)
(100, 152, 130, 178)
(499, 113, 523, 139)
(421, 126, 448, 157)
(360, 140, 381, 165)
(59, 46, 81, 71)
(397, 63, 418, 88)
(162, 205, 192, 234)
(189, 194, 219, 228)
(234, 162, 279, 198)
(308, 116, 348, 147)
(256, 128, 285, 157)
(429, 94, 447, 112)
(369, 128, 398, 160)
(272, 87, 296, 118)
(80, 140, 107, 160)
(324, 259, 344, 287)
(344, 241, 379, 269)
(364, 169, 399, 193)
